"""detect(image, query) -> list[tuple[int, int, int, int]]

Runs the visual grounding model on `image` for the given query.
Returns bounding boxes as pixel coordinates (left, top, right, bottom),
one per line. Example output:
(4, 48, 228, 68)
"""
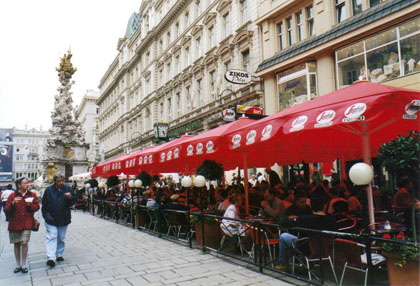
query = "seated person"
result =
(221, 194, 247, 237)
(217, 188, 230, 211)
(259, 187, 285, 221)
(276, 198, 338, 271)
(279, 190, 312, 225)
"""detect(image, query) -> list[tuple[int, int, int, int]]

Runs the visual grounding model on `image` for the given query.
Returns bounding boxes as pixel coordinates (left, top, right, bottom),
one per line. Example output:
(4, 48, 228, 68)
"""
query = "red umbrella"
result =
(92, 153, 132, 178)
(158, 117, 255, 174)
(226, 81, 420, 224)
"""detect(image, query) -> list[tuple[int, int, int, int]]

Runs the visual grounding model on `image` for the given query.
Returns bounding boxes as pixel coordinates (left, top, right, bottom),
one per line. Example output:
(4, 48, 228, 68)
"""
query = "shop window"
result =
(335, 17, 420, 88)
(277, 62, 318, 110)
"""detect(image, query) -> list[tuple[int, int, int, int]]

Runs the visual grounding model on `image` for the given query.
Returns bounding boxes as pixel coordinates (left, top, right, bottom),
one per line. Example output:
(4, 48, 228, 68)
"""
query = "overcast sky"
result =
(0, 0, 140, 131)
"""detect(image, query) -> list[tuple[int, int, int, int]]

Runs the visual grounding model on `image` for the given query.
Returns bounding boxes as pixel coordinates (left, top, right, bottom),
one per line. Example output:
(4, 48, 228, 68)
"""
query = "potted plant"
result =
(378, 130, 420, 285)
(381, 232, 419, 286)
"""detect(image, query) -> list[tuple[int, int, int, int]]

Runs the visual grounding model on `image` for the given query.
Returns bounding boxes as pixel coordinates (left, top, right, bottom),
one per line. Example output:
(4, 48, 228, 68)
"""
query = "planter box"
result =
(383, 252, 419, 286)
(194, 218, 221, 250)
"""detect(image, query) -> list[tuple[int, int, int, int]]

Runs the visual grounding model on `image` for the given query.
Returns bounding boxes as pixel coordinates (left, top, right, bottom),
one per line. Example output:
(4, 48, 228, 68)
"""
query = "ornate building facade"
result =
(256, 0, 420, 115)
(76, 90, 100, 168)
(97, 0, 263, 160)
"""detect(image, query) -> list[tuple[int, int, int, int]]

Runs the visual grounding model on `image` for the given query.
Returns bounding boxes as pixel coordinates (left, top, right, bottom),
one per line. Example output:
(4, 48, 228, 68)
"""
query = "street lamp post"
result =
(219, 89, 238, 120)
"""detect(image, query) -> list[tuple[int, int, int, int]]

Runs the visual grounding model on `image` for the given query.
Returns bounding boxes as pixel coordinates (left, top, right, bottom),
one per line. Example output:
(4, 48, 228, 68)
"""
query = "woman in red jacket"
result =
(4, 177, 40, 274)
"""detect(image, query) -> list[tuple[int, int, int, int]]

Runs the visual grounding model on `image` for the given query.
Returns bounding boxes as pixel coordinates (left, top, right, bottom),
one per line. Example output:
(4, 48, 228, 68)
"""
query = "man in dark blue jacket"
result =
(42, 174, 75, 267)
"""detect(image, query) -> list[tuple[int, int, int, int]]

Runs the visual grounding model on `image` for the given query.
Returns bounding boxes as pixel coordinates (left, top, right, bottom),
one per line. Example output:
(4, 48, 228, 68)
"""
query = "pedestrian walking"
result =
(41, 174, 75, 267)
(1, 184, 14, 221)
(4, 177, 40, 273)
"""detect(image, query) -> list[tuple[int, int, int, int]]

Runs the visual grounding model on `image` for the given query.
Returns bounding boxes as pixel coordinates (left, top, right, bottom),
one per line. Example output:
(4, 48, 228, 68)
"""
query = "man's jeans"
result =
(278, 232, 297, 263)
(45, 222, 68, 260)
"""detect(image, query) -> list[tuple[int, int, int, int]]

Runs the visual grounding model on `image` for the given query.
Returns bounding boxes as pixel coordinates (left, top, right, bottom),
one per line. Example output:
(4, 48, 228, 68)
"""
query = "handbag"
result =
(32, 218, 40, 231)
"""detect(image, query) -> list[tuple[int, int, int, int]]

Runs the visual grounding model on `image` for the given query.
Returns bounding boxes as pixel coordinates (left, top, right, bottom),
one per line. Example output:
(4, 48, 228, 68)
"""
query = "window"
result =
(209, 70, 216, 99)
(167, 62, 171, 81)
(306, 6, 314, 37)
(277, 22, 285, 50)
(167, 32, 171, 47)
(185, 11, 190, 28)
(223, 13, 230, 38)
(208, 26, 214, 48)
(335, 17, 420, 88)
(175, 55, 180, 73)
(196, 37, 202, 58)
(167, 98, 172, 121)
(242, 50, 250, 72)
(225, 61, 231, 73)
(159, 69, 163, 86)
(370, 0, 386, 8)
(197, 79, 203, 107)
(176, 93, 181, 116)
(286, 17, 294, 46)
(241, 0, 248, 24)
(175, 22, 179, 37)
(336, 0, 347, 23)
(185, 47, 191, 66)
(352, 0, 362, 15)
(186, 86, 191, 112)
(296, 12, 303, 42)
(196, 0, 201, 17)
(277, 62, 318, 110)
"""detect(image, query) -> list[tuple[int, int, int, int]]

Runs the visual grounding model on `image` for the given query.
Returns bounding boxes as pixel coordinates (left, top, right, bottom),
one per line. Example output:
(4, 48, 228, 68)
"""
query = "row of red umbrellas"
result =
(91, 81, 419, 180)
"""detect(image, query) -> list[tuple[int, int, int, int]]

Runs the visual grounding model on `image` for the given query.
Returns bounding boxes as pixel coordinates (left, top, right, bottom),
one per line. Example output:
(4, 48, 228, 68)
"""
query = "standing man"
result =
(42, 174, 75, 267)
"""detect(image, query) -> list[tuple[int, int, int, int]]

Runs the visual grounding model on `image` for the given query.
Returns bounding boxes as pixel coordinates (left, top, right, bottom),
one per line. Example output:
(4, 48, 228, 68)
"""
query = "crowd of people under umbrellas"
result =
(83, 168, 418, 271)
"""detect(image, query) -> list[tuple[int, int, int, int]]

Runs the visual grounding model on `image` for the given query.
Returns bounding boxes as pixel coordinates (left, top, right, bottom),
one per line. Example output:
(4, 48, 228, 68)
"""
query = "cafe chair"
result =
(337, 218, 357, 232)
(219, 221, 244, 256)
(147, 208, 159, 231)
(334, 238, 386, 286)
(248, 226, 279, 267)
(293, 235, 338, 284)
(118, 203, 129, 223)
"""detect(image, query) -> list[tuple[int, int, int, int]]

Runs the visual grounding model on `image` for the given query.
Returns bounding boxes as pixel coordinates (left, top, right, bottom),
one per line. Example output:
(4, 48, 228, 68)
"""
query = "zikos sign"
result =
(224, 69, 251, 84)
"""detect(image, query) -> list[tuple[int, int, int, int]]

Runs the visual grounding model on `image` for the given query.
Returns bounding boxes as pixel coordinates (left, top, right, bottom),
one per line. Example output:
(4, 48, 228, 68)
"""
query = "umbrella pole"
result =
(243, 152, 249, 215)
(361, 126, 375, 231)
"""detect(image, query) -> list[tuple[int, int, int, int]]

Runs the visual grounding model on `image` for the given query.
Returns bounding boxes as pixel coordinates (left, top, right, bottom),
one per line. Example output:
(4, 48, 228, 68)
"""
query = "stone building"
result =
(97, 0, 263, 160)
(256, 0, 420, 116)
(76, 90, 100, 168)
(12, 127, 51, 180)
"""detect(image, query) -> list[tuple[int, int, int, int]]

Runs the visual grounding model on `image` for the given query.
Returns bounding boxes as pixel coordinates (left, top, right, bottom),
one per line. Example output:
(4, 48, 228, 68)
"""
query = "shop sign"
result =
(225, 69, 251, 84)
(237, 105, 263, 115)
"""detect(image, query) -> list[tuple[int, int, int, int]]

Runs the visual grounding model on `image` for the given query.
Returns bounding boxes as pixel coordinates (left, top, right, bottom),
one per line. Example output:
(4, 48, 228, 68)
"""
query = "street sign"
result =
(224, 69, 251, 84)
(236, 105, 263, 115)
(222, 109, 236, 122)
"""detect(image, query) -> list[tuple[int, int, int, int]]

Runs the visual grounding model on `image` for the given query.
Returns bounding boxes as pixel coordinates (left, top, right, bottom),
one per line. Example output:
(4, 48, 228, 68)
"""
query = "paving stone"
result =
(0, 212, 296, 286)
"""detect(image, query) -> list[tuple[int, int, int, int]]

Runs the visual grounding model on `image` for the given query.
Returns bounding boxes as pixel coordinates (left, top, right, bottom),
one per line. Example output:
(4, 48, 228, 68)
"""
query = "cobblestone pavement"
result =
(0, 211, 298, 286)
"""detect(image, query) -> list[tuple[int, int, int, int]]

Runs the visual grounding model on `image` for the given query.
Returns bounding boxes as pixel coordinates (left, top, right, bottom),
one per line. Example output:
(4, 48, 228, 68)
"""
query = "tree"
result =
(196, 160, 224, 181)
(137, 171, 151, 188)
(106, 176, 120, 187)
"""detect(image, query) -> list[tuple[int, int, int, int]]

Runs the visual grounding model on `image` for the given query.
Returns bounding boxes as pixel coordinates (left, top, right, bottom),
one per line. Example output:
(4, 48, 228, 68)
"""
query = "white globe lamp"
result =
(128, 180, 135, 188)
(85, 183, 91, 189)
(134, 179, 142, 188)
(349, 163, 374, 185)
(98, 182, 104, 188)
(181, 176, 193, 188)
(193, 175, 206, 188)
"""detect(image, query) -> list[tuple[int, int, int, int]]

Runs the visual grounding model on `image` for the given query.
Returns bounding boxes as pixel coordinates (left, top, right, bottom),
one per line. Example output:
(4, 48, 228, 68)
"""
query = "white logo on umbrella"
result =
(246, 130, 257, 145)
(315, 110, 335, 128)
(160, 152, 165, 162)
(404, 99, 420, 118)
(232, 134, 242, 148)
(206, 141, 214, 153)
(187, 145, 194, 156)
(144, 156, 148, 164)
(139, 157, 143, 165)
(196, 143, 204, 154)
(174, 148, 180, 158)
(290, 115, 308, 132)
(167, 150, 172, 160)
(343, 103, 366, 122)
(261, 124, 272, 141)
(149, 155, 153, 163)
